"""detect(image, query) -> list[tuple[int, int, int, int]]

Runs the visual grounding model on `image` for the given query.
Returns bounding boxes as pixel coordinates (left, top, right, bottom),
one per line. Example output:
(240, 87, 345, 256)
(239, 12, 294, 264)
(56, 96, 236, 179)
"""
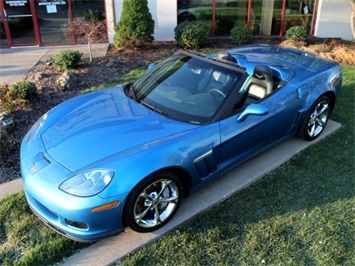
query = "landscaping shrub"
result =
(114, 0, 155, 49)
(9, 81, 38, 101)
(230, 25, 253, 46)
(53, 49, 82, 70)
(0, 82, 37, 113)
(0, 84, 12, 113)
(286, 26, 307, 42)
(174, 21, 209, 49)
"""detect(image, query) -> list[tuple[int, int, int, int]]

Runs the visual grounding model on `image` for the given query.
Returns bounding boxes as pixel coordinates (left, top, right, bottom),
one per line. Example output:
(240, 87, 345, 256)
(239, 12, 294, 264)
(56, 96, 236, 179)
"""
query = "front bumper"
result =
(20, 134, 128, 242)
(24, 188, 126, 242)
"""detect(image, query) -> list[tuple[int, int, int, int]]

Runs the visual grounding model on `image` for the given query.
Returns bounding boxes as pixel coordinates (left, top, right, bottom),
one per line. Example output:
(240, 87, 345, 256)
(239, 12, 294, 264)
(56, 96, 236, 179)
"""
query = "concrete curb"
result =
(0, 178, 23, 199)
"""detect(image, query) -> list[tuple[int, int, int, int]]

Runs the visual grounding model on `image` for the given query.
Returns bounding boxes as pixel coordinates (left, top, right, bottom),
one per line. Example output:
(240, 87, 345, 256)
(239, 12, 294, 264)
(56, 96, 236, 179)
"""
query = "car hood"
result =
(41, 86, 196, 171)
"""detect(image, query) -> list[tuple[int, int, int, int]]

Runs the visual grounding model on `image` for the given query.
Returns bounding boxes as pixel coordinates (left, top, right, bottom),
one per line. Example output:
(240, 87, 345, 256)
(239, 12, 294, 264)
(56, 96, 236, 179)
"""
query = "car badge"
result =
(31, 163, 38, 172)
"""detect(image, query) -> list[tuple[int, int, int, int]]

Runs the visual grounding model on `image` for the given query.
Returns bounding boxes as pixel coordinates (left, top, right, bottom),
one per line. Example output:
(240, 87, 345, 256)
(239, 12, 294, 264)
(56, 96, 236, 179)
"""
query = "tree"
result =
(71, 14, 107, 62)
(114, 0, 155, 49)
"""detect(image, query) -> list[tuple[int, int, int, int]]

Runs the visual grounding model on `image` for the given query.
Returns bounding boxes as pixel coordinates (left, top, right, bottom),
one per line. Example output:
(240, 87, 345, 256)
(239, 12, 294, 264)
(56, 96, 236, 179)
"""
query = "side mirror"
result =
(237, 103, 268, 122)
(148, 63, 156, 70)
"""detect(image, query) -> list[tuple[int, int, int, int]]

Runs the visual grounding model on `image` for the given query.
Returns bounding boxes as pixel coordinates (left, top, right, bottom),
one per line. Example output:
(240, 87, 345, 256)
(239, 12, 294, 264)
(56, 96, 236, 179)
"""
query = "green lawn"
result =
(0, 66, 354, 266)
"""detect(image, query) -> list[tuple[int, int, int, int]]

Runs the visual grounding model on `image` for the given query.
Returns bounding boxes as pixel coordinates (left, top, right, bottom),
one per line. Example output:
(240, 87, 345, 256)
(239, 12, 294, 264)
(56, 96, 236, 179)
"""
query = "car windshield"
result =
(132, 53, 243, 124)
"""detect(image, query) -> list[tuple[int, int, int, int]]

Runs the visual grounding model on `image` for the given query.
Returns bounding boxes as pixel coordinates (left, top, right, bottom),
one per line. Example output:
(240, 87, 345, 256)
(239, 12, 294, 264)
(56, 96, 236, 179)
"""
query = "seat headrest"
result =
(253, 65, 273, 81)
(216, 52, 237, 63)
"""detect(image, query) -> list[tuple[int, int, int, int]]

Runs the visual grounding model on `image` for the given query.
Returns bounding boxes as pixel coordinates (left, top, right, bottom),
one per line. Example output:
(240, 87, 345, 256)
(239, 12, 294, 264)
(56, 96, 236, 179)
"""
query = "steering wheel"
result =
(209, 88, 226, 98)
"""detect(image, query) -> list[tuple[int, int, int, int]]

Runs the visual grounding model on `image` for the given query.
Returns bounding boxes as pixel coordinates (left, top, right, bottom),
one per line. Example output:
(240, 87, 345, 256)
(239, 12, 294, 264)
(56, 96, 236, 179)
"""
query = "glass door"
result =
(35, 0, 72, 44)
(2, 0, 38, 46)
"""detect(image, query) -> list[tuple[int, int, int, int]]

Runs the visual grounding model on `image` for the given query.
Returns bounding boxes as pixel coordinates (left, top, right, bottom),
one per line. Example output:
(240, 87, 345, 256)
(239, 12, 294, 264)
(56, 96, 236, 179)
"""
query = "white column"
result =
(105, 0, 116, 44)
(314, 0, 355, 41)
(148, 0, 177, 41)
(260, 0, 274, 35)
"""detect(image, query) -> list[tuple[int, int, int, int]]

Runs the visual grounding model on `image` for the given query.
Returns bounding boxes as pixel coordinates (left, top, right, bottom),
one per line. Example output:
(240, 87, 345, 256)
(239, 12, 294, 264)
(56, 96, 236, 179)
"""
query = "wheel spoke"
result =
(157, 180, 169, 198)
(316, 117, 326, 127)
(134, 191, 152, 223)
(308, 123, 316, 137)
(317, 103, 328, 116)
(158, 194, 179, 204)
(134, 205, 151, 223)
(140, 190, 150, 200)
(153, 205, 161, 225)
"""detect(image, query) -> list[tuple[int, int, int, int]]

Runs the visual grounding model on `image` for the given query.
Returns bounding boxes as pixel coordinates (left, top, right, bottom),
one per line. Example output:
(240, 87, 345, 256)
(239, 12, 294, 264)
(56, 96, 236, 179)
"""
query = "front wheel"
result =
(124, 172, 183, 232)
(299, 96, 331, 141)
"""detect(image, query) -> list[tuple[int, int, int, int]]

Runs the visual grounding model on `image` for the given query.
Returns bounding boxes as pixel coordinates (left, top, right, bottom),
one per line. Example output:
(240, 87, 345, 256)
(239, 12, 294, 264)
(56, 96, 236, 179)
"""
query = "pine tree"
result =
(114, 0, 155, 49)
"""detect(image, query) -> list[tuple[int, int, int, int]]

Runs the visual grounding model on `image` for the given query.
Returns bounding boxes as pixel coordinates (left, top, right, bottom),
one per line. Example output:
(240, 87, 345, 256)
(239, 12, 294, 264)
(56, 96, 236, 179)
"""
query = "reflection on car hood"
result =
(41, 86, 196, 171)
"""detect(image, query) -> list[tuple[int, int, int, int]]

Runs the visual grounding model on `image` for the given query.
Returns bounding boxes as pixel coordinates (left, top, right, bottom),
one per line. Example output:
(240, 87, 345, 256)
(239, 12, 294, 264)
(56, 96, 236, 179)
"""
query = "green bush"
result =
(0, 84, 12, 112)
(53, 49, 82, 70)
(9, 81, 38, 101)
(286, 26, 307, 42)
(114, 0, 155, 49)
(0, 83, 36, 112)
(230, 26, 252, 46)
(174, 21, 209, 49)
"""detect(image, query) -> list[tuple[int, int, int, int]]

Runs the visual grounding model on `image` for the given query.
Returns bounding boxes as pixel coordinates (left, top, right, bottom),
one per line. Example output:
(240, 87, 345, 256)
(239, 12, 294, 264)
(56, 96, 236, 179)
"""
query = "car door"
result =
(216, 85, 304, 174)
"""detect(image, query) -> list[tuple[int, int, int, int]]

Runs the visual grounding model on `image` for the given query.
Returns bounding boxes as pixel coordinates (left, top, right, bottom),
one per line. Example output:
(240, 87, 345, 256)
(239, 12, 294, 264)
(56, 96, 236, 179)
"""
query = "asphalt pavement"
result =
(0, 44, 342, 265)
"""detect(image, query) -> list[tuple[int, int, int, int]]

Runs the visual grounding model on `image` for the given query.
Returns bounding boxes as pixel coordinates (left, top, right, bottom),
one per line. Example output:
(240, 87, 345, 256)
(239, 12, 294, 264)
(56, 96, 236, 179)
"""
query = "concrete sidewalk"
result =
(0, 43, 109, 85)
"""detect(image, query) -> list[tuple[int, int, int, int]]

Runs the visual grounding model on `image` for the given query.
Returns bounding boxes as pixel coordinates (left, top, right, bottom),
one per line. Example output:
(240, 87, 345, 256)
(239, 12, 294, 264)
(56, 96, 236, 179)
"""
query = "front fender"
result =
(96, 122, 220, 199)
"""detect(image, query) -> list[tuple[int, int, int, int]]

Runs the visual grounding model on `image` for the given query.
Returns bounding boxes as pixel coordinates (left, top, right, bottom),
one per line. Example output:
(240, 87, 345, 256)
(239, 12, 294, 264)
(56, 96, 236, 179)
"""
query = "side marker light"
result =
(91, 201, 119, 212)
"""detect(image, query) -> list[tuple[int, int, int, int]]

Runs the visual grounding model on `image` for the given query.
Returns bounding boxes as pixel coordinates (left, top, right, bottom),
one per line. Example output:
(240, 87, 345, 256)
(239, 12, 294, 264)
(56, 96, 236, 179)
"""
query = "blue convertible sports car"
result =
(21, 44, 342, 242)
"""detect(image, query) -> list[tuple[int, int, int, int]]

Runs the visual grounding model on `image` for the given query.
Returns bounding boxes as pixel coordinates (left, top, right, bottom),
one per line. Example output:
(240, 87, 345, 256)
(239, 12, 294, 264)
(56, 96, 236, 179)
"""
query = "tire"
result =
(299, 96, 331, 141)
(124, 171, 183, 232)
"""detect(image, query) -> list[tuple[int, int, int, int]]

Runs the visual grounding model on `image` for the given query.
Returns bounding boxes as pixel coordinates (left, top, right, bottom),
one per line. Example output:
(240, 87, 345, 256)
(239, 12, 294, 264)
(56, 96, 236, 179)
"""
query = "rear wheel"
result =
(299, 96, 331, 141)
(124, 171, 183, 232)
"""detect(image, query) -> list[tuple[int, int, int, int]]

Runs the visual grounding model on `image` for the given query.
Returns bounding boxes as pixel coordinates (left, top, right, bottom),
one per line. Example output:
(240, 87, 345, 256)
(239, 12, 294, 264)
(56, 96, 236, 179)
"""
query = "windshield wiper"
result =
(127, 84, 138, 101)
(140, 100, 166, 116)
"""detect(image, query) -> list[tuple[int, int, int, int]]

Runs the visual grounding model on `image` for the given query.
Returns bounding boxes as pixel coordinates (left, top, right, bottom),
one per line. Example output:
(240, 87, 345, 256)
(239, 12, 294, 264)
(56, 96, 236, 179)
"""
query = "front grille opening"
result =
(65, 219, 88, 230)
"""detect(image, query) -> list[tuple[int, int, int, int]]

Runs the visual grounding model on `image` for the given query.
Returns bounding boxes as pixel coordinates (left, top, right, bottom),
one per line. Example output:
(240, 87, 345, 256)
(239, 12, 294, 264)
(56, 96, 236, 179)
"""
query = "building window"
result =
(71, 0, 107, 43)
(177, 0, 316, 37)
(35, 1, 71, 44)
(284, 0, 315, 34)
(0, 0, 108, 47)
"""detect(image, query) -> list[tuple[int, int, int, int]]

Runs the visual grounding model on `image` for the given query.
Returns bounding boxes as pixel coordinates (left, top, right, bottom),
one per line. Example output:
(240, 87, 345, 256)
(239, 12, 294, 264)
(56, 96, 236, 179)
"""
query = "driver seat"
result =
(247, 65, 274, 100)
(234, 65, 274, 109)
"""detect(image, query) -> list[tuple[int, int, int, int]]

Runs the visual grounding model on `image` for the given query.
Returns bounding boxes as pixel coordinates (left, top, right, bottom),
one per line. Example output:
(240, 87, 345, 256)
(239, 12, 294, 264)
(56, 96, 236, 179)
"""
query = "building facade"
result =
(0, 0, 354, 48)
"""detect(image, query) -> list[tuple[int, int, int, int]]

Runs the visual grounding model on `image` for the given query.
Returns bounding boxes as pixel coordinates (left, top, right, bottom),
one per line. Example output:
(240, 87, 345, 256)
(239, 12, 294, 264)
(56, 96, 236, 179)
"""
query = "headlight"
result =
(60, 169, 114, 197)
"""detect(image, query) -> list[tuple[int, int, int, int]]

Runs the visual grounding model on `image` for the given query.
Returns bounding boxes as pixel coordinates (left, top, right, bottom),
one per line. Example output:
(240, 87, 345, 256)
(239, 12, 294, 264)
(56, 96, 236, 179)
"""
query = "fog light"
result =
(65, 219, 88, 229)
